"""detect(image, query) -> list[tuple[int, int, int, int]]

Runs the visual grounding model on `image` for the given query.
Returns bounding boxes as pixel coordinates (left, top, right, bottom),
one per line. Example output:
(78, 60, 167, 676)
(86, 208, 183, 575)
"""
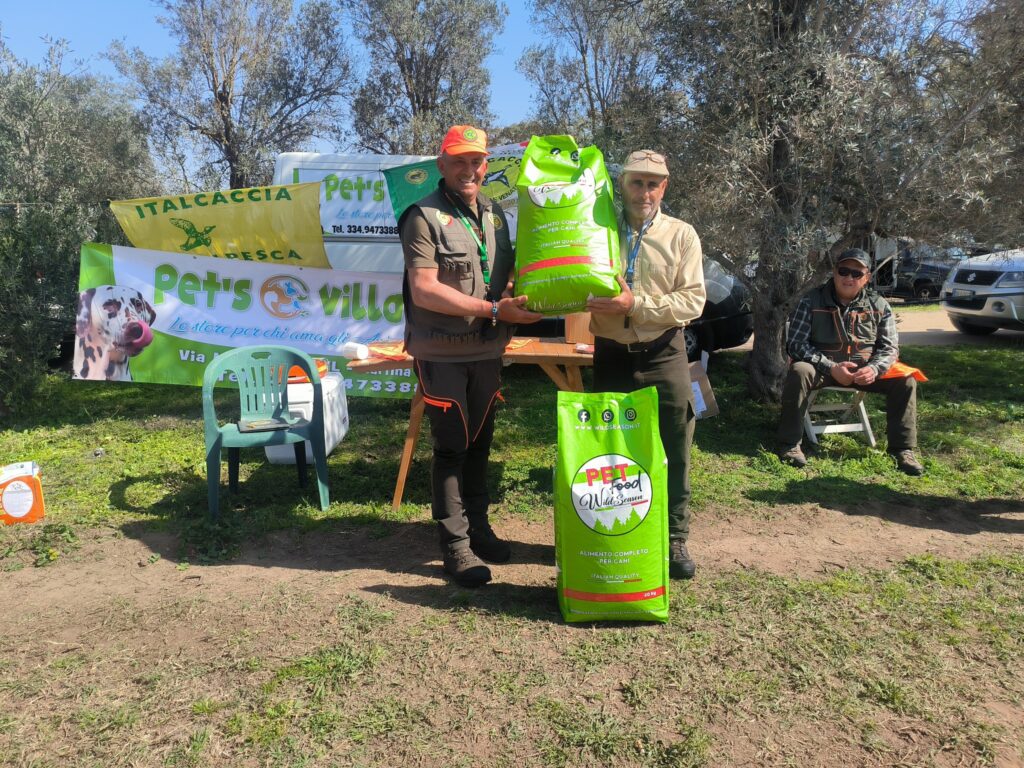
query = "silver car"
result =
(940, 249, 1024, 335)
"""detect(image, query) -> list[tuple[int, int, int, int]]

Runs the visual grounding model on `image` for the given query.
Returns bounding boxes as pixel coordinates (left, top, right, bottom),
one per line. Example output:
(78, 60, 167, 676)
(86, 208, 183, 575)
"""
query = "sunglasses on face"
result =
(837, 266, 866, 279)
(632, 150, 666, 162)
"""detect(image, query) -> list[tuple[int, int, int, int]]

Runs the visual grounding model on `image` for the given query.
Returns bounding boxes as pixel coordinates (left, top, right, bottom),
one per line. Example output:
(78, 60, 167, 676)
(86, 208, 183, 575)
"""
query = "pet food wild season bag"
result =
(555, 387, 669, 622)
(514, 135, 620, 314)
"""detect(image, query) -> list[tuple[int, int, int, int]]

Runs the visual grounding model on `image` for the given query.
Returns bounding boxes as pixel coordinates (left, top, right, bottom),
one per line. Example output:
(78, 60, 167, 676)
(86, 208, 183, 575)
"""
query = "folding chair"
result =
(803, 387, 877, 447)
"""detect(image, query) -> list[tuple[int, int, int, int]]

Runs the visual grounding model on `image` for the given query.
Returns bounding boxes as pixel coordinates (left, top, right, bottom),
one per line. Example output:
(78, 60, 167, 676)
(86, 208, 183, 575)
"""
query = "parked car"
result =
(940, 248, 1024, 335)
(684, 256, 753, 361)
(892, 246, 971, 300)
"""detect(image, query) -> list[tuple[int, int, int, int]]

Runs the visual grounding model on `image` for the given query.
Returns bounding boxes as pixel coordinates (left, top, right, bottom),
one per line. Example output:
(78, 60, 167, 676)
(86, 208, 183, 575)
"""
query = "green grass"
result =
(2, 345, 1021, 558)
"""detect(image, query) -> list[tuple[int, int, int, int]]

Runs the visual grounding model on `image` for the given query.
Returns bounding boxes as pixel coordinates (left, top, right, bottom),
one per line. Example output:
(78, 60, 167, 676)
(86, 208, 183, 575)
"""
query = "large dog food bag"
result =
(514, 135, 620, 314)
(554, 387, 669, 622)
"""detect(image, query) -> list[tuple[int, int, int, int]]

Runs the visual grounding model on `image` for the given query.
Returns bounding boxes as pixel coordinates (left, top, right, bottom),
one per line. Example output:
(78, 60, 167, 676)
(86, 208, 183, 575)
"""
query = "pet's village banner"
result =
(278, 142, 527, 243)
(109, 182, 331, 269)
(73, 243, 409, 397)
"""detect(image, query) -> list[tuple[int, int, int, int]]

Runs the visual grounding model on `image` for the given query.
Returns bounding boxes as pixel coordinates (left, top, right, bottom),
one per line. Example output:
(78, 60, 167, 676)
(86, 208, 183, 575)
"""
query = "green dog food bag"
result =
(514, 135, 621, 315)
(554, 386, 669, 623)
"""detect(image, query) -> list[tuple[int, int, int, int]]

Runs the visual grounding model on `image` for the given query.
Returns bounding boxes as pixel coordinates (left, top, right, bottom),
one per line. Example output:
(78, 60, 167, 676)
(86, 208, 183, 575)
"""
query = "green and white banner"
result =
(73, 243, 412, 397)
(382, 142, 526, 236)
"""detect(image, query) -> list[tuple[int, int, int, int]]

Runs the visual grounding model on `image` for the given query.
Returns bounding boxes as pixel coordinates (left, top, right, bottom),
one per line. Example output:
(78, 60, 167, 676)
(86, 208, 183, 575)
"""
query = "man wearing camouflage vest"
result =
(776, 248, 924, 476)
(399, 125, 543, 587)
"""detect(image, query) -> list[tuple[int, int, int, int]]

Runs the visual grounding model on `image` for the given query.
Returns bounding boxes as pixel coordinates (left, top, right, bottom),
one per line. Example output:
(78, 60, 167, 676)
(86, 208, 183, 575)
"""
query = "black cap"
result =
(838, 248, 871, 269)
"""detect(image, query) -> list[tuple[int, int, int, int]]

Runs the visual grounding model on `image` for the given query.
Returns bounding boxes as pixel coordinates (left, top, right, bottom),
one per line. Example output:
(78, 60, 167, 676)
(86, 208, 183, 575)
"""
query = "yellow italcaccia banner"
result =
(109, 182, 330, 269)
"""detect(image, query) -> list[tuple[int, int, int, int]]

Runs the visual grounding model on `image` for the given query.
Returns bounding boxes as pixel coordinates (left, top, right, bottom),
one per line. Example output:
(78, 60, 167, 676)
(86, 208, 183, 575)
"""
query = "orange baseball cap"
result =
(440, 125, 488, 155)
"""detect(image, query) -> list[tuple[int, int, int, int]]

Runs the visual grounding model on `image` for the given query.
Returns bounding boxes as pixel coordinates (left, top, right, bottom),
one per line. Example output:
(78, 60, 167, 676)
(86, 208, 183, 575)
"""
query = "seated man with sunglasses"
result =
(776, 248, 924, 475)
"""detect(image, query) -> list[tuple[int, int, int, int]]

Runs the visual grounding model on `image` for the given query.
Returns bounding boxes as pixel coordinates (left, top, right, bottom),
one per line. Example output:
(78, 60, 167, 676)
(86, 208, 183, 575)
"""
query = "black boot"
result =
(443, 547, 492, 587)
(468, 520, 511, 563)
(669, 540, 696, 579)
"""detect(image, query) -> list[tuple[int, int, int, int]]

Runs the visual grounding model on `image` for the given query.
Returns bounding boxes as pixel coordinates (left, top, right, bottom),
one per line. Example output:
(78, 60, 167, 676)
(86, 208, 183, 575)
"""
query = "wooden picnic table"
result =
(348, 338, 593, 509)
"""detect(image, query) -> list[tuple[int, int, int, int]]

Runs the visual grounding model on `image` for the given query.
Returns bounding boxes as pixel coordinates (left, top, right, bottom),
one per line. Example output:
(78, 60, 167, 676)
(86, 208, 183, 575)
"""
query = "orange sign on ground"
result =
(1, 462, 46, 525)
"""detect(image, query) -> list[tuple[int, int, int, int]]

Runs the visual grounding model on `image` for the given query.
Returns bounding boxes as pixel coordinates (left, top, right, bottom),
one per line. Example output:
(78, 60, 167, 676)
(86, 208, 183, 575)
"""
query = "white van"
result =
(272, 152, 431, 274)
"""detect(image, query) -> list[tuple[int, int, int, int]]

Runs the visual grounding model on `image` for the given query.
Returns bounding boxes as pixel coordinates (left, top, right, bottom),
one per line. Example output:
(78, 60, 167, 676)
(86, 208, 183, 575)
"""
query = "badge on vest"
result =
(436, 211, 453, 226)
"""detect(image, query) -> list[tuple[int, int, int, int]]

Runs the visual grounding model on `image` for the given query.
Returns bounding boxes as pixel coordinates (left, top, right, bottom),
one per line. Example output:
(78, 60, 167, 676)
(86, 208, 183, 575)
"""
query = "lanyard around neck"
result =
(445, 192, 490, 286)
(625, 219, 653, 287)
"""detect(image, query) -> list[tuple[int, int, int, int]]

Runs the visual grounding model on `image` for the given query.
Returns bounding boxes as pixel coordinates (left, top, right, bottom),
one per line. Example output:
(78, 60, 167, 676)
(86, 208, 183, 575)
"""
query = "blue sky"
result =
(0, 0, 541, 129)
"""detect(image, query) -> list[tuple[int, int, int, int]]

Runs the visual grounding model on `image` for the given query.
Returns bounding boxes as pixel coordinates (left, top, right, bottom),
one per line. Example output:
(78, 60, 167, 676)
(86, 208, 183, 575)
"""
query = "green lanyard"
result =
(447, 195, 490, 286)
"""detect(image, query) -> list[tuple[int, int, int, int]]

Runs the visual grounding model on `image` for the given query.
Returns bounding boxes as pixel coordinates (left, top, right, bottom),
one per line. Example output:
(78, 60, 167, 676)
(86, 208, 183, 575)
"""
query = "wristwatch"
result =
(491, 300, 499, 326)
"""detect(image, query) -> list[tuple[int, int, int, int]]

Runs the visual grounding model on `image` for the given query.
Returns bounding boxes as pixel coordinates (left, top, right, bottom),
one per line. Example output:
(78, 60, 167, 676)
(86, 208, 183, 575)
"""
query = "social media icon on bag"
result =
(577, 409, 590, 423)
(601, 409, 614, 423)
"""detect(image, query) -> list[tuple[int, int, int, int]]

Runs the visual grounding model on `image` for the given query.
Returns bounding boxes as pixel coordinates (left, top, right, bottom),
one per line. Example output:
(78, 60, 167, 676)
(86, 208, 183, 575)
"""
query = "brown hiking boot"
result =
(443, 547, 492, 587)
(669, 540, 696, 580)
(777, 445, 807, 468)
(469, 521, 511, 563)
(892, 449, 925, 476)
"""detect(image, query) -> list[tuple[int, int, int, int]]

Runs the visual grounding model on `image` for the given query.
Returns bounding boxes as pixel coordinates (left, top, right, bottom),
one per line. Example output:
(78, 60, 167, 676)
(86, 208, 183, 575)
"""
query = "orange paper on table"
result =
(1, 462, 46, 525)
(504, 338, 533, 352)
(365, 341, 410, 361)
(880, 361, 928, 382)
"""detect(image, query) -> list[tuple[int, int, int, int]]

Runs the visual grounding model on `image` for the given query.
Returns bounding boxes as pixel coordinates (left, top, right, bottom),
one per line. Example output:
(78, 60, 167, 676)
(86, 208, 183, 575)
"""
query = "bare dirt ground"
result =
(11, 499, 1024, 618)
(4, 499, 1023, 767)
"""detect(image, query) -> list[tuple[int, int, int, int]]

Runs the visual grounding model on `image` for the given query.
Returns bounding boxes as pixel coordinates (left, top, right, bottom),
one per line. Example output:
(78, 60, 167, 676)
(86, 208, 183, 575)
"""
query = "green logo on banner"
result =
(171, 218, 216, 251)
(405, 168, 428, 185)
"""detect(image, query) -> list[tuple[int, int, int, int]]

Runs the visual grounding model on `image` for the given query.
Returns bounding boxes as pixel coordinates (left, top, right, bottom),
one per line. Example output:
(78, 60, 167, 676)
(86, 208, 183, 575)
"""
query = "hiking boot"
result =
(469, 522, 511, 563)
(669, 540, 696, 580)
(892, 449, 925, 476)
(777, 445, 807, 468)
(443, 547, 492, 587)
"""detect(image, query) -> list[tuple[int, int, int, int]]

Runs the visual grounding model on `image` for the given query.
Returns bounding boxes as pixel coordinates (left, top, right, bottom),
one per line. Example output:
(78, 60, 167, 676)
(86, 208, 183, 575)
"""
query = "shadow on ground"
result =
(747, 476, 1024, 535)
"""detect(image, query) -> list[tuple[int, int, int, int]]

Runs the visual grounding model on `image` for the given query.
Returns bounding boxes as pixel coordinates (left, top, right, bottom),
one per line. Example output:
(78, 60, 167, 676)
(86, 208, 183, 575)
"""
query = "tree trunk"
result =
(747, 272, 794, 402)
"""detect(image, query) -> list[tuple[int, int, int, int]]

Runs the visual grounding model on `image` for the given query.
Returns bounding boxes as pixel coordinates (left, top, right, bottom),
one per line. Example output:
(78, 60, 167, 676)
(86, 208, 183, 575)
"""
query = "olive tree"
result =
(969, 0, 1024, 247)
(653, 0, 1013, 398)
(517, 0, 666, 157)
(342, 0, 506, 154)
(112, 0, 354, 190)
(0, 40, 157, 411)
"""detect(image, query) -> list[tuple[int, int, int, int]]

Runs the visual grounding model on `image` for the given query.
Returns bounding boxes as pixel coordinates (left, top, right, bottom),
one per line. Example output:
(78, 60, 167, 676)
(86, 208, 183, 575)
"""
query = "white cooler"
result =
(265, 372, 349, 464)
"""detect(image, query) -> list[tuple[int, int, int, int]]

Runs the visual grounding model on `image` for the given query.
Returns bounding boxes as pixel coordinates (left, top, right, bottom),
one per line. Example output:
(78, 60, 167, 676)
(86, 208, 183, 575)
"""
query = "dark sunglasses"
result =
(836, 266, 866, 278)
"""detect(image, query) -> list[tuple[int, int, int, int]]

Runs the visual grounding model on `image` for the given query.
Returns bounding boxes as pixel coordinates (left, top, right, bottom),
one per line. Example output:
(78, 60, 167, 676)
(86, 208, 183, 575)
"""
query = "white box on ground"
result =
(265, 372, 349, 464)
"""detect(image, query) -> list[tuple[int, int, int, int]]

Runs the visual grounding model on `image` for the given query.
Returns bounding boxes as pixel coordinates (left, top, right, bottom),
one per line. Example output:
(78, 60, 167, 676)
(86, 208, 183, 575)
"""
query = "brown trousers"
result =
(776, 362, 917, 451)
(594, 331, 695, 541)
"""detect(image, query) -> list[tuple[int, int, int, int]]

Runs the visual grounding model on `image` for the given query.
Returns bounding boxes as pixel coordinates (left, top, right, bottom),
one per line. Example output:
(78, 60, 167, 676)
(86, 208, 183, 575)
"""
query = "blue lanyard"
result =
(625, 219, 652, 287)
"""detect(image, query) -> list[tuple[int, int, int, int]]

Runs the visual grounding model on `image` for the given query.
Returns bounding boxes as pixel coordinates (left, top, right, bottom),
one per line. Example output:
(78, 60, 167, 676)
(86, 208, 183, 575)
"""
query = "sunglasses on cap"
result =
(836, 266, 867, 279)
(632, 150, 666, 162)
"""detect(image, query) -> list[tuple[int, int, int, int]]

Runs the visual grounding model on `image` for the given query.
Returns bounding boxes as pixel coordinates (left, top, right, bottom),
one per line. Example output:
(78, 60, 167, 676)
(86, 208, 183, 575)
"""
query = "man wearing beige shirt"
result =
(587, 150, 707, 579)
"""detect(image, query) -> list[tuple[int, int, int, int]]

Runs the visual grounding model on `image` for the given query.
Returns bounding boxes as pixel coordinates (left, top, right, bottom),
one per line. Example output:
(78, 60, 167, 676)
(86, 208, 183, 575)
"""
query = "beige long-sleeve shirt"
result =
(590, 209, 707, 344)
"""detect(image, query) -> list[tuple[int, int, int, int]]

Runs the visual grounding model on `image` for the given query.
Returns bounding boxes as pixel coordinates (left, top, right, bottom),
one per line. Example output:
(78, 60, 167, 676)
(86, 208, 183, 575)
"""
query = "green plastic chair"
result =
(202, 345, 330, 518)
